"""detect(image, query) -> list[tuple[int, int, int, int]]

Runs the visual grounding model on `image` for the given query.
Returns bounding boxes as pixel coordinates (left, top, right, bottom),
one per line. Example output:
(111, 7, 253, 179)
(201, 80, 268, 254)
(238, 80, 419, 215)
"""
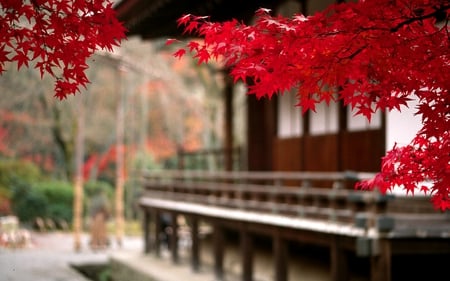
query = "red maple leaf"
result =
(0, 0, 126, 99)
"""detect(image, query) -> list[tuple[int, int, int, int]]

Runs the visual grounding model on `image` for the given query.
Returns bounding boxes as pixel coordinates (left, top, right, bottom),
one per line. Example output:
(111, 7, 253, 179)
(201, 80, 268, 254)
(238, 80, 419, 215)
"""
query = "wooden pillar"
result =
(330, 237, 349, 281)
(247, 95, 275, 171)
(170, 212, 179, 264)
(154, 210, 162, 257)
(371, 240, 391, 281)
(213, 223, 225, 280)
(143, 210, 151, 254)
(241, 230, 253, 281)
(273, 231, 288, 281)
(191, 216, 200, 272)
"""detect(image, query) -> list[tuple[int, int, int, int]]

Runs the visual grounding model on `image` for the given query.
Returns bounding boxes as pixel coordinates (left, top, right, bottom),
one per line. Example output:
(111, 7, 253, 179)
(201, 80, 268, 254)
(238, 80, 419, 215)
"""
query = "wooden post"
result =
(154, 210, 162, 257)
(213, 223, 225, 280)
(143, 210, 151, 254)
(191, 216, 200, 272)
(241, 230, 253, 281)
(371, 239, 391, 281)
(330, 237, 349, 281)
(273, 231, 288, 281)
(170, 212, 179, 264)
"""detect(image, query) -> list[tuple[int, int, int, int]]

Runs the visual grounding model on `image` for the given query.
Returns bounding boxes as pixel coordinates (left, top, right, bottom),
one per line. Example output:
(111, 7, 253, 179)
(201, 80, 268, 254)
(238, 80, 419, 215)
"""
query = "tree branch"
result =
(390, 4, 450, 32)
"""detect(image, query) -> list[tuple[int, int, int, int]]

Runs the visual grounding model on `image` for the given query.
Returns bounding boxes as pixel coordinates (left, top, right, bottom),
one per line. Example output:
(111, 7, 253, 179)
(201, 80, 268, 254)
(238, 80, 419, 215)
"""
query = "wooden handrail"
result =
(139, 170, 450, 238)
(141, 169, 375, 183)
(140, 170, 387, 230)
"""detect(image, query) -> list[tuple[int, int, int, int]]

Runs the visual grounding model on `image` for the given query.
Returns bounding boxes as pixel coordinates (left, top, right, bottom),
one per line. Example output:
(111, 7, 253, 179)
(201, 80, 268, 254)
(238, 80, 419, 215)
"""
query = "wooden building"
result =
(113, 2, 449, 281)
(116, 0, 400, 171)
(115, 0, 406, 174)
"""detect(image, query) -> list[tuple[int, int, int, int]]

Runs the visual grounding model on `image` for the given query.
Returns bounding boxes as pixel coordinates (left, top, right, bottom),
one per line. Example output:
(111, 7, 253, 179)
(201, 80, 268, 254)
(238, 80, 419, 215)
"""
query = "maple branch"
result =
(337, 45, 366, 62)
(390, 4, 450, 32)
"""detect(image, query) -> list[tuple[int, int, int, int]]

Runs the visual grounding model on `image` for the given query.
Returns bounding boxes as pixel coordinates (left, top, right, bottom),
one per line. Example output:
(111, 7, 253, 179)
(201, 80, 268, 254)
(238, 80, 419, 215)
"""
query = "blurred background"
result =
(0, 37, 247, 238)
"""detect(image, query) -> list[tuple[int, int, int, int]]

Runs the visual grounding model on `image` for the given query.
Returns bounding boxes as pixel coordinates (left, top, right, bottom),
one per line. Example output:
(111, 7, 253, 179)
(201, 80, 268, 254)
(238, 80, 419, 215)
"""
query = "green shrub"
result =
(12, 180, 48, 222)
(10, 179, 74, 225)
(34, 181, 74, 223)
(0, 159, 42, 212)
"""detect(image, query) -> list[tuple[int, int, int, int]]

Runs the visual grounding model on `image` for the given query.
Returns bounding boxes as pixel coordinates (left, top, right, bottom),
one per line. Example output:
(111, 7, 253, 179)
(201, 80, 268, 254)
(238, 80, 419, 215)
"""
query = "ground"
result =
(0, 231, 142, 281)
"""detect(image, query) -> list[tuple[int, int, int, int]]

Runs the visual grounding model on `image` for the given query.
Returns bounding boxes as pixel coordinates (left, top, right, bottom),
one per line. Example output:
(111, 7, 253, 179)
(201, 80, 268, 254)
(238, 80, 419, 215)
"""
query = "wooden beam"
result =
(390, 238, 450, 255)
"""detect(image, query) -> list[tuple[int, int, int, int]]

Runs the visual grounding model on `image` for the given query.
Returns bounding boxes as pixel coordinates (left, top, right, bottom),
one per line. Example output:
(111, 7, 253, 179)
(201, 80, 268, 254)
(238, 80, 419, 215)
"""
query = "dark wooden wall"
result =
(249, 97, 385, 174)
(247, 96, 276, 171)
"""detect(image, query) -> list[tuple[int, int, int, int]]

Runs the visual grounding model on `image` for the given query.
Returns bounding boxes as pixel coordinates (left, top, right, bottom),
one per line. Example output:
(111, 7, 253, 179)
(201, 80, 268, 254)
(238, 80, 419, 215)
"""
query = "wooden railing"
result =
(140, 170, 450, 237)
(139, 170, 397, 233)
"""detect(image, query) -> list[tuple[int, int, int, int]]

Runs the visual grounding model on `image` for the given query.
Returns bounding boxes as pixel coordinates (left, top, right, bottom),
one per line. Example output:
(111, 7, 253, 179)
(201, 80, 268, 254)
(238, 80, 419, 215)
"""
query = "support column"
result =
(154, 210, 161, 257)
(170, 212, 179, 264)
(143, 210, 151, 254)
(241, 230, 253, 281)
(330, 237, 349, 281)
(371, 240, 391, 281)
(273, 231, 288, 281)
(191, 216, 200, 272)
(213, 223, 225, 280)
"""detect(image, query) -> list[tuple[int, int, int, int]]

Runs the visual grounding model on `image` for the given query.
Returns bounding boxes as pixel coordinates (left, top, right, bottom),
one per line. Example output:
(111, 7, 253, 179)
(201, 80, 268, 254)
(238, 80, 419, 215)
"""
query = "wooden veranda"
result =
(138, 170, 450, 281)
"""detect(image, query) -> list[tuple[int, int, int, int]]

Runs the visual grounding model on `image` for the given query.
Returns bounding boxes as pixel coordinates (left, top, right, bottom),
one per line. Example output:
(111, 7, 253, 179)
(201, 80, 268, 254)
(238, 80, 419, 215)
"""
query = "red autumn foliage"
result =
(173, 0, 450, 210)
(0, 0, 126, 99)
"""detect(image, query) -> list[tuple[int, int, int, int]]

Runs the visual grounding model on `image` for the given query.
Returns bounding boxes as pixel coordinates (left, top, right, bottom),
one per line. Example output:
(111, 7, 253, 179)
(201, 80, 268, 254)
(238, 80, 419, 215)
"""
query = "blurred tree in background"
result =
(0, 37, 229, 226)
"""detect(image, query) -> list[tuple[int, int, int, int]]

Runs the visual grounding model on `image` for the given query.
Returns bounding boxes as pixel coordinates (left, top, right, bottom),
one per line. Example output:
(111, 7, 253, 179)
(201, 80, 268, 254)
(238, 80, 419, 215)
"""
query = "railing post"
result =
(271, 179, 282, 214)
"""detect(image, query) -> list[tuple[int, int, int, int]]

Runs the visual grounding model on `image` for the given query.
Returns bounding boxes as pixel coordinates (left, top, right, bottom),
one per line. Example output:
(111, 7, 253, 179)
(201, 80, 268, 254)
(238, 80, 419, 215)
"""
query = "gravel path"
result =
(0, 231, 142, 281)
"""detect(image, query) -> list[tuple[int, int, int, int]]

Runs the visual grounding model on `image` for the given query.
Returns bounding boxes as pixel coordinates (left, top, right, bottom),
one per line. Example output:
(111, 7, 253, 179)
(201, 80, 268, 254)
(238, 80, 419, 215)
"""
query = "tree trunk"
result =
(115, 67, 126, 247)
(73, 97, 85, 251)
